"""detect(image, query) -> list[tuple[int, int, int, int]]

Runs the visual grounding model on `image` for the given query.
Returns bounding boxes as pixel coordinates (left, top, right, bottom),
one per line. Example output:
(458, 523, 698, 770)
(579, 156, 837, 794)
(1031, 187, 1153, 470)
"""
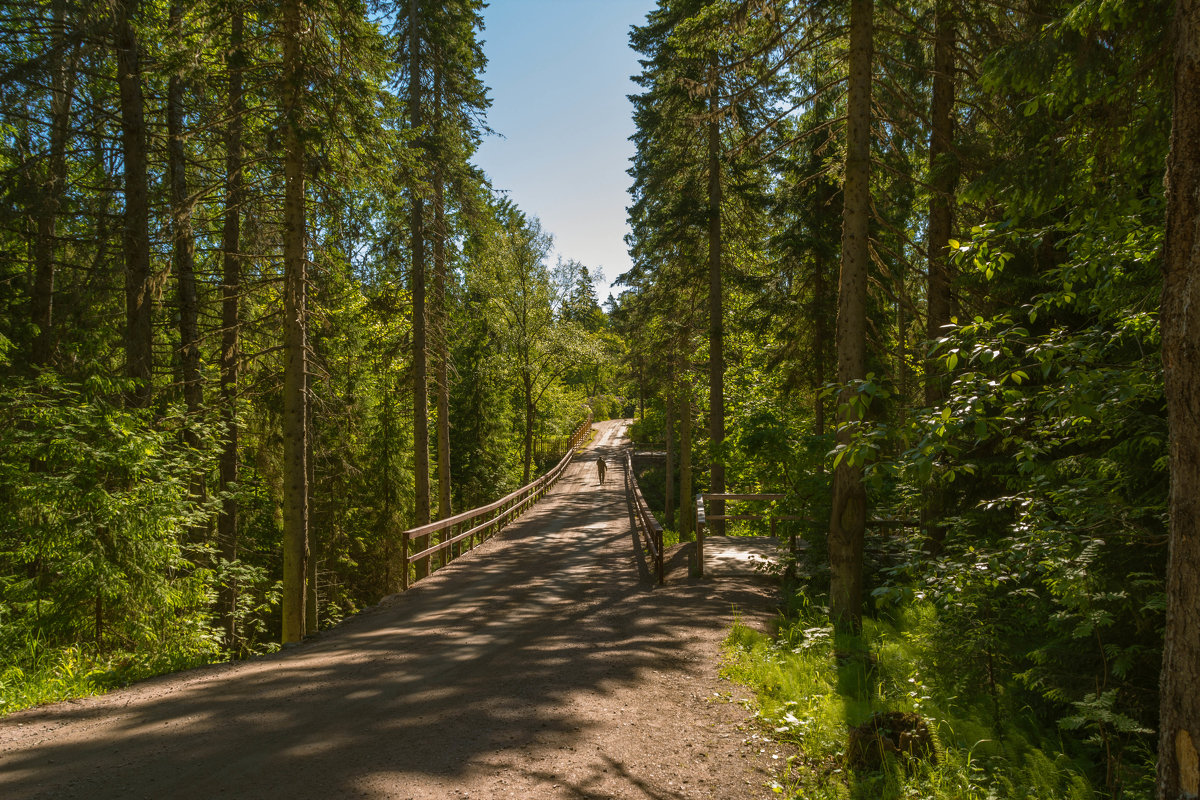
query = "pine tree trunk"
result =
(167, 0, 206, 539)
(409, 0, 431, 564)
(168, 1, 200, 424)
(813, 254, 828, 442)
(218, 8, 244, 650)
(381, 357, 396, 592)
(31, 0, 73, 370)
(828, 0, 873, 627)
(925, 0, 957, 407)
(896, 294, 908, 416)
(1158, 1, 1200, 795)
(305, 372, 317, 635)
(707, 56, 726, 534)
(433, 58, 452, 525)
(280, 0, 309, 644)
(114, 0, 153, 408)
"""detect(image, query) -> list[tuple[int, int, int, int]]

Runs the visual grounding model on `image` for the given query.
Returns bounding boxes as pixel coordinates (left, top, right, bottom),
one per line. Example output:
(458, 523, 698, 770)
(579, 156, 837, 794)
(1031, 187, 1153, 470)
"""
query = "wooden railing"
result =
(694, 493, 919, 577)
(399, 413, 593, 590)
(625, 448, 664, 584)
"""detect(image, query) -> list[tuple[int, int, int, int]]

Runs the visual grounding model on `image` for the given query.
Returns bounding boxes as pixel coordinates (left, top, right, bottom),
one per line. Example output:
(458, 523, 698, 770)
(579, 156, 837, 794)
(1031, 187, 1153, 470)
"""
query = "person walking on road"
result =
(596, 456, 607, 485)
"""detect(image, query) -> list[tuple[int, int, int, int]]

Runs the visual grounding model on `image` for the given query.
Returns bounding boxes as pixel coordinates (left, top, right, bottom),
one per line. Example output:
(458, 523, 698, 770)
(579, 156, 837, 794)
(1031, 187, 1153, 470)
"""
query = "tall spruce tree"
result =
(1158, 0, 1200, 794)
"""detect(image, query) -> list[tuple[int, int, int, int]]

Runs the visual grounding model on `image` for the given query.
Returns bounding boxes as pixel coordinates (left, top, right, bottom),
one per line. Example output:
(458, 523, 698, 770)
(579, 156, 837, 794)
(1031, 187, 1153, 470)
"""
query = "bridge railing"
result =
(625, 448, 664, 584)
(400, 413, 593, 590)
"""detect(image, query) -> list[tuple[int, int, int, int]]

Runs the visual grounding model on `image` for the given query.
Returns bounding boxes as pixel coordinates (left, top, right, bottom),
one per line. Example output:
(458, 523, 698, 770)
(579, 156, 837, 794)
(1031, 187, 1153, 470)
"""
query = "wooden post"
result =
(656, 527, 664, 584)
(401, 530, 410, 591)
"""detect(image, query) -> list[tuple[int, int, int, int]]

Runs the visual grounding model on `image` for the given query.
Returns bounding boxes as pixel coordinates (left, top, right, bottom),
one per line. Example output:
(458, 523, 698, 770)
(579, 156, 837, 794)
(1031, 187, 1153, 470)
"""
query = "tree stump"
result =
(846, 711, 937, 770)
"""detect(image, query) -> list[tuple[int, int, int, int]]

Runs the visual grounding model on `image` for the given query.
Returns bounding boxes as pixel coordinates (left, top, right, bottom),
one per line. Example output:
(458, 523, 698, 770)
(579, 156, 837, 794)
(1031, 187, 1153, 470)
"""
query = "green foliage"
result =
(0, 0, 624, 713)
(723, 599, 1107, 800)
(878, 202, 1167, 795)
(612, 0, 1174, 796)
(0, 372, 228, 710)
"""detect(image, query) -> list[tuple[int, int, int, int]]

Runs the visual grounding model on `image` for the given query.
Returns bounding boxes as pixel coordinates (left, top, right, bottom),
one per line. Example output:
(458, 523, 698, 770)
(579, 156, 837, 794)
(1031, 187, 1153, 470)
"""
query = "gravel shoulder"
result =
(0, 419, 785, 800)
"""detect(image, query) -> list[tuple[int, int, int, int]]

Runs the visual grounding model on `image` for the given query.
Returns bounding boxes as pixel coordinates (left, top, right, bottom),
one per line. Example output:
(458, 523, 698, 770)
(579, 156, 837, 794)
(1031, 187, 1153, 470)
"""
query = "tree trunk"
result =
(114, 0, 153, 408)
(305, 369, 317, 635)
(31, 0, 74, 370)
(168, 0, 200, 425)
(522, 373, 535, 484)
(920, 0, 958, 554)
(664, 392, 675, 530)
(167, 0, 206, 540)
(813, 254, 828, 442)
(1158, 2, 1200, 796)
(433, 57, 452, 525)
(218, 8, 244, 650)
(408, 0, 431, 581)
(925, 0, 957, 407)
(280, 0, 309, 644)
(896, 292, 908, 418)
(679, 393, 693, 541)
(409, 0, 431, 557)
(381, 356, 397, 592)
(828, 0, 873, 628)
(707, 55, 726, 534)
(638, 358, 646, 421)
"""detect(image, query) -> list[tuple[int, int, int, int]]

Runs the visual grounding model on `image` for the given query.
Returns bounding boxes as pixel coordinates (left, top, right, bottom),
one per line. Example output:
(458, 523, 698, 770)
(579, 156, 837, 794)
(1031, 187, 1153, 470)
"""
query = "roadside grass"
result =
(0, 641, 223, 716)
(722, 597, 1097, 800)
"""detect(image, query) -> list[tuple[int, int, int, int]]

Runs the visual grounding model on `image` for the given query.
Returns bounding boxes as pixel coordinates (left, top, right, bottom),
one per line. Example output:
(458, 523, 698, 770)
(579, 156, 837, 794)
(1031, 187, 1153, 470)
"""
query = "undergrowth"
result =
(722, 593, 1119, 800)
(0, 642, 230, 715)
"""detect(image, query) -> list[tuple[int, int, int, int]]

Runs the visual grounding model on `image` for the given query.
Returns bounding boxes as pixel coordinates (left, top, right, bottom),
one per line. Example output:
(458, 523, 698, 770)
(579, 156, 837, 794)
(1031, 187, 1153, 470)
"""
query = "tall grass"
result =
(722, 596, 1104, 799)
(0, 640, 222, 715)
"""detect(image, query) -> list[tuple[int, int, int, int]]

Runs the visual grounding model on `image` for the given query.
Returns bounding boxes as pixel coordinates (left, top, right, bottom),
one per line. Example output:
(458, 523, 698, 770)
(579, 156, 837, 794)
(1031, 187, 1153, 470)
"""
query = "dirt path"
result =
(0, 419, 784, 799)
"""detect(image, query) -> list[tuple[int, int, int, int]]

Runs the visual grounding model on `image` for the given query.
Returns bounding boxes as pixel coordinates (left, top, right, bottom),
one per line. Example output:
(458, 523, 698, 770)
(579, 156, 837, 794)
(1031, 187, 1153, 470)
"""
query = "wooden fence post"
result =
(401, 530, 410, 591)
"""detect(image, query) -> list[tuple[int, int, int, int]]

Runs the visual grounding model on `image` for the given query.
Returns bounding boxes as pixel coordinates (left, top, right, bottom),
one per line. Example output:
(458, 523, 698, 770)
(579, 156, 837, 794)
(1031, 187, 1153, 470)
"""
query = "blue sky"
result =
(474, 0, 658, 294)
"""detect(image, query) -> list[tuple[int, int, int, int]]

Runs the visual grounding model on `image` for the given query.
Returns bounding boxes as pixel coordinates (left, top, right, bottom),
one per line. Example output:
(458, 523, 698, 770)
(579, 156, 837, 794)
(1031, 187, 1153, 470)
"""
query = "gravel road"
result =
(0, 419, 783, 799)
